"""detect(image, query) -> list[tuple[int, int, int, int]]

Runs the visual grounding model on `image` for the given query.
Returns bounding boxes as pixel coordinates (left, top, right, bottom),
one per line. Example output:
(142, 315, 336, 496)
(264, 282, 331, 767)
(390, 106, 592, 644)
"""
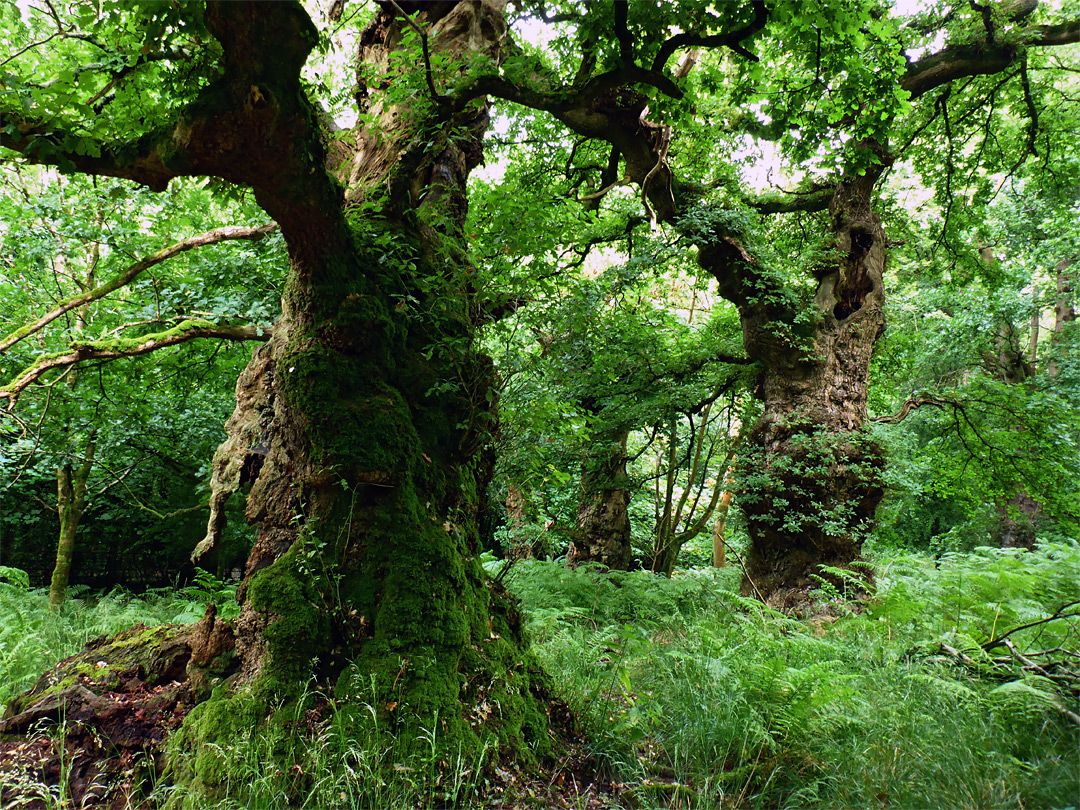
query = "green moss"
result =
(3, 624, 191, 719)
(327, 500, 552, 763)
(163, 203, 552, 803)
(245, 542, 331, 693)
(168, 686, 274, 800)
(279, 344, 420, 477)
(169, 548, 330, 801)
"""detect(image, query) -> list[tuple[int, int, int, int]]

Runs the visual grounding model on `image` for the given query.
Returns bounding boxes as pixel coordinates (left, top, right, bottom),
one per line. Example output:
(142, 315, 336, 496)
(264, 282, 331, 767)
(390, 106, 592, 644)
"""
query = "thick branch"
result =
(745, 186, 834, 214)
(1, 320, 270, 408)
(902, 18, 1080, 100)
(0, 223, 278, 355)
(457, 62, 683, 116)
(1, 116, 187, 192)
(651, 0, 768, 73)
(874, 393, 952, 423)
(2, 2, 349, 270)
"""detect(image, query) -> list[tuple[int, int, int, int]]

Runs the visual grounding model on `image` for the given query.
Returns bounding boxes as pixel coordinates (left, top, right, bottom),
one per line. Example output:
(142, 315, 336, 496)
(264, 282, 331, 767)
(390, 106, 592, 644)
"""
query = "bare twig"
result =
(982, 601, 1080, 652)
(719, 536, 765, 602)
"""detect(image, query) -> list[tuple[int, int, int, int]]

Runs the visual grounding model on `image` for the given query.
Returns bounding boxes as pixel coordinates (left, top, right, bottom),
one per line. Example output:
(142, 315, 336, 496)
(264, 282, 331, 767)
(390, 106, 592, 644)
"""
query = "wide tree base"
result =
(741, 560, 875, 614)
(740, 539, 876, 613)
(0, 604, 583, 809)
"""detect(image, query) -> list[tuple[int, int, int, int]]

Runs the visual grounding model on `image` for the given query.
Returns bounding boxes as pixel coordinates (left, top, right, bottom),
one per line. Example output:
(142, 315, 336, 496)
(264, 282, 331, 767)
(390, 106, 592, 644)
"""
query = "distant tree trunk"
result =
(1049, 258, 1076, 377)
(1055, 258, 1076, 334)
(48, 234, 100, 609)
(988, 320, 1033, 383)
(567, 430, 633, 569)
(700, 164, 887, 598)
(1028, 309, 1040, 369)
(505, 483, 543, 558)
(972, 246, 1043, 549)
(998, 491, 1041, 550)
(712, 479, 734, 569)
(49, 435, 96, 608)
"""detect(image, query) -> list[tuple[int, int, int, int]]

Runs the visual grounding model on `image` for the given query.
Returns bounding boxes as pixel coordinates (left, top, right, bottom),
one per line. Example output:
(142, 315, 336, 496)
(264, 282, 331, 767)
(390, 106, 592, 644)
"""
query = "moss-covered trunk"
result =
(174, 0, 551, 798)
(567, 430, 633, 570)
(48, 434, 95, 609)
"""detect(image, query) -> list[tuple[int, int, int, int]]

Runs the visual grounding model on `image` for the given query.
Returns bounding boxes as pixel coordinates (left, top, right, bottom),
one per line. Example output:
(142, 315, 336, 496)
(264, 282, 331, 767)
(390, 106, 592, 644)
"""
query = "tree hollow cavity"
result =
(833, 227, 877, 321)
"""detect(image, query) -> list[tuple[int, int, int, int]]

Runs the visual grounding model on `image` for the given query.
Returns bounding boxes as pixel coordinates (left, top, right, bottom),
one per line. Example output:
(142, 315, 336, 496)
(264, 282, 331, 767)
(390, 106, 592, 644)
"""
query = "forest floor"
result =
(0, 624, 196, 809)
(0, 617, 619, 810)
(0, 672, 619, 810)
(2, 544, 1078, 809)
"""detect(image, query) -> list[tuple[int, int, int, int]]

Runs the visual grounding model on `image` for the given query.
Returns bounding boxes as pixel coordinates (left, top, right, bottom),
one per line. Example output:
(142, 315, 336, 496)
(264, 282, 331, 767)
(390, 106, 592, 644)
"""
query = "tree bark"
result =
(168, 0, 551, 795)
(1049, 258, 1076, 377)
(2, 1, 551, 787)
(567, 430, 633, 570)
(712, 463, 737, 568)
(712, 488, 733, 568)
(700, 164, 888, 599)
(504, 482, 531, 558)
(48, 435, 96, 609)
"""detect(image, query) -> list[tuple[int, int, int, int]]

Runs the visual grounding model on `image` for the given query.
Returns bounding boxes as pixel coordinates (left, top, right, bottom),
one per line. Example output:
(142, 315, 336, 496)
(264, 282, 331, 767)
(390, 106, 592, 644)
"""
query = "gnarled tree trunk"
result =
(171, 0, 551, 797)
(700, 166, 888, 600)
(567, 430, 633, 570)
(2, 1, 554, 790)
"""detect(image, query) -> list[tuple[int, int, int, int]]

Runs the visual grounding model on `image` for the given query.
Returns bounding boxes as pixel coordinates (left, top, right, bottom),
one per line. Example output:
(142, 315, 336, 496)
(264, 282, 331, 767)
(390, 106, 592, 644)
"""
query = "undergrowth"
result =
(157, 680, 494, 810)
(496, 541, 1080, 809)
(1, 544, 1078, 809)
(0, 567, 237, 714)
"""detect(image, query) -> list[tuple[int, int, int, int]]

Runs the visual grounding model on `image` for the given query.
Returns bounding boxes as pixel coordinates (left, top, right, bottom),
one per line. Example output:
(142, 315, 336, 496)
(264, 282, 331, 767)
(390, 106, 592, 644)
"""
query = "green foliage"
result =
(3, 0, 1080, 806)
(0, 568, 237, 714)
(0, 0, 218, 149)
(501, 560, 738, 631)
(738, 423, 884, 546)
(3, 543, 1078, 809)
(0, 165, 283, 586)
(505, 545, 1080, 809)
(161, 684, 495, 809)
(473, 154, 750, 564)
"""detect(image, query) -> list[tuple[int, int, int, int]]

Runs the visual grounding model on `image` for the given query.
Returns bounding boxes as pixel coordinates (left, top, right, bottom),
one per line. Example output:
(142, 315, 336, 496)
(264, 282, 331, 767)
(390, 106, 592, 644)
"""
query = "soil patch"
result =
(0, 619, 224, 809)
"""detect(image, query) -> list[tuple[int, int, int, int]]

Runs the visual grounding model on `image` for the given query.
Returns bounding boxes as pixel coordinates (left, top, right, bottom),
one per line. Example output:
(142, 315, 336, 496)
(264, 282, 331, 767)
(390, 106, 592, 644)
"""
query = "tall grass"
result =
(0, 566, 236, 713)
(499, 541, 1080, 809)
(2, 543, 1077, 809)
(158, 682, 495, 810)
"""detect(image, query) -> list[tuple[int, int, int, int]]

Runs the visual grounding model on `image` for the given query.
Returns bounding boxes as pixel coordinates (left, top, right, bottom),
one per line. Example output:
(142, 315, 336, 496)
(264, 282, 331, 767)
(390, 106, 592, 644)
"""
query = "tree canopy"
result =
(0, 0, 1078, 804)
